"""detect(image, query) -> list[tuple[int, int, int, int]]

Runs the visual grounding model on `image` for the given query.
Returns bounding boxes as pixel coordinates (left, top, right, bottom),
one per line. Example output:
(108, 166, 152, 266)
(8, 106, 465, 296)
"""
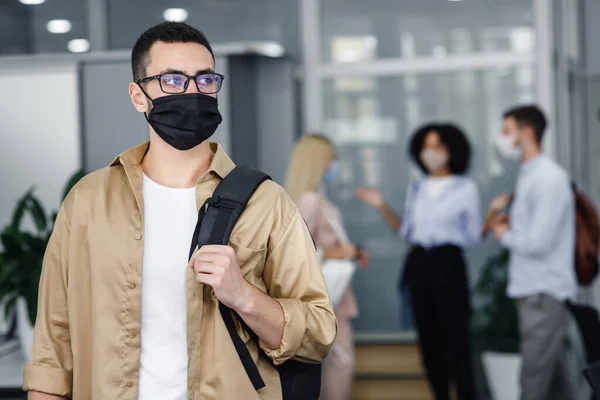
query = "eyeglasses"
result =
(137, 72, 225, 95)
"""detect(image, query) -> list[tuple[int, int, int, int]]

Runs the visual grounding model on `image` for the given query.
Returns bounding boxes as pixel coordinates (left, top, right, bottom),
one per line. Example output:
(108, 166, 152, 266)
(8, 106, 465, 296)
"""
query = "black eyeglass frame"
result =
(137, 71, 225, 95)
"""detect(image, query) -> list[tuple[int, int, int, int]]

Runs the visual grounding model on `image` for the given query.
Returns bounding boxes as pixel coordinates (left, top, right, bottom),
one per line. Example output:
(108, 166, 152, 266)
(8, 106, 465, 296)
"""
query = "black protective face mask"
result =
(145, 93, 222, 151)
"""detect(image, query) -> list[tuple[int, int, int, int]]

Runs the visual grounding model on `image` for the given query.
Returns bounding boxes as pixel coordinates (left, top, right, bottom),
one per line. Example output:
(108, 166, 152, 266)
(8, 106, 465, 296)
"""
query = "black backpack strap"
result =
(188, 199, 210, 261)
(188, 165, 271, 391)
(219, 303, 265, 390)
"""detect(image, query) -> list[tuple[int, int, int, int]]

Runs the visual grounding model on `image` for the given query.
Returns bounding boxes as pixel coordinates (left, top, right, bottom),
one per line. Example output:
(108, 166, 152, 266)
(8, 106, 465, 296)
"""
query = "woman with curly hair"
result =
(355, 123, 482, 400)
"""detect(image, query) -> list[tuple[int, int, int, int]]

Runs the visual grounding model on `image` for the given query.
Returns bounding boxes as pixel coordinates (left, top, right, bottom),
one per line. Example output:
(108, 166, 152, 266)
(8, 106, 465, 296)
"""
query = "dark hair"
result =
(409, 123, 472, 174)
(131, 22, 215, 82)
(503, 105, 547, 144)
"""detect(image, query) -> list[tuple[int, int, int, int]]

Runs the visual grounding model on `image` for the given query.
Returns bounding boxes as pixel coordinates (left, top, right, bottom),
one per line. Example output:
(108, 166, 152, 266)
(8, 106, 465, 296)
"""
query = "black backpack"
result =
(187, 165, 322, 400)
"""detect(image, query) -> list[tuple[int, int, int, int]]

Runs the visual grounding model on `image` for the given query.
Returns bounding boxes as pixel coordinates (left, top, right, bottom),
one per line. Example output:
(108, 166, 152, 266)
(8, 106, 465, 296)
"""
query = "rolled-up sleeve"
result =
(22, 205, 73, 397)
(260, 209, 337, 365)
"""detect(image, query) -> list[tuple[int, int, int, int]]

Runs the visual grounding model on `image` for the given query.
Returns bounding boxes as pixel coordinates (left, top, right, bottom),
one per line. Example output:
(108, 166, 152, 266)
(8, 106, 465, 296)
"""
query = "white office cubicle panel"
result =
(0, 61, 81, 236)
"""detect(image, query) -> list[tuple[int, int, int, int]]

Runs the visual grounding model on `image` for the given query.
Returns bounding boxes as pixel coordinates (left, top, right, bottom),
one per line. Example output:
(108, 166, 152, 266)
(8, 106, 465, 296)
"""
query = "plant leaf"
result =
(0, 258, 17, 288)
(10, 188, 35, 230)
(25, 195, 48, 234)
(2, 294, 18, 321)
(1, 170, 85, 328)
(471, 247, 519, 353)
(0, 228, 27, 259)
(62, 170, 85, 202)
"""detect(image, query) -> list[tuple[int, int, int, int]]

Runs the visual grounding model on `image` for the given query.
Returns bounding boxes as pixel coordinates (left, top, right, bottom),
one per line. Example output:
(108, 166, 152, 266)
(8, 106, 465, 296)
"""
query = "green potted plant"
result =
(471, 247, 521, 400)
(0, 170, 84, 357)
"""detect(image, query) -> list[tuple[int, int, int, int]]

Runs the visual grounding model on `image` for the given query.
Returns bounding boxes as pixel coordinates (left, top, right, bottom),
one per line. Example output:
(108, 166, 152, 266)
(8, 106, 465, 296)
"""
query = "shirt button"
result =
(192, 292, 197, 300)
(135, 233, 142, 240)
(125, 381, 133, 388)
(128, 283, 136, 289)
(128, 332, 136, 338)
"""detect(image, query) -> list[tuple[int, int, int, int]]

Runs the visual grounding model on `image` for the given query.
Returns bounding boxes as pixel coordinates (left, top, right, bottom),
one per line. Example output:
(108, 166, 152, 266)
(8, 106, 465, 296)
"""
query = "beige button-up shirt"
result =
(22, 142, 337, 399)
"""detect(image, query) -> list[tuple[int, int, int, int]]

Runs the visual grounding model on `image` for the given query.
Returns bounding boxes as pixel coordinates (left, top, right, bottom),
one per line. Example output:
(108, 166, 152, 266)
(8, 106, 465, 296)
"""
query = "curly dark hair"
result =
(408, 123, 472, 175)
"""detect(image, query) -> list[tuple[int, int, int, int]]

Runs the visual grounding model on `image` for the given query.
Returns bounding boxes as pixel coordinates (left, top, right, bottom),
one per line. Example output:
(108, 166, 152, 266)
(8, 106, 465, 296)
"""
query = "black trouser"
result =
(402, 245, 474, 400)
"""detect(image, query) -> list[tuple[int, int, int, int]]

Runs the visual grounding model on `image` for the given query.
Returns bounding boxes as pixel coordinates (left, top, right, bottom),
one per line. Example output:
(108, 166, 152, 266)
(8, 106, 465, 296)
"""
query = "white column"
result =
(533, 0, 556, 158)
(300, 0, 323, 132)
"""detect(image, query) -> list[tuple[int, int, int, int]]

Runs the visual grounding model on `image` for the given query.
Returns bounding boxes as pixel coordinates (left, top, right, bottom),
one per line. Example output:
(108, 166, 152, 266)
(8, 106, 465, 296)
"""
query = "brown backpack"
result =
(573, 184, 600, 286)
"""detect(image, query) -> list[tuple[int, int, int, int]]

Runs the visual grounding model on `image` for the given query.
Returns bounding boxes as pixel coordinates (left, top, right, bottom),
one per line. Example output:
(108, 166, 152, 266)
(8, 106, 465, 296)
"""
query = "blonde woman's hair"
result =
(285, 134, 335, 203)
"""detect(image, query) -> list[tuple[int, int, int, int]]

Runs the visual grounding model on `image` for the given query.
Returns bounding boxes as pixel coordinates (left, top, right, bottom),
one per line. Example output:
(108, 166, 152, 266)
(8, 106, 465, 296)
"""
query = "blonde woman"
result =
(285, 134, 368, 400)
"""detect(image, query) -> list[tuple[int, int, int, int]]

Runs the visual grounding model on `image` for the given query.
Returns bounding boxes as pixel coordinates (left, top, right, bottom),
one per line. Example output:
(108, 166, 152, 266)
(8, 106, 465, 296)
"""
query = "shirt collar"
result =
(110, 141, 235, 180)
(520, 153, 545, 174)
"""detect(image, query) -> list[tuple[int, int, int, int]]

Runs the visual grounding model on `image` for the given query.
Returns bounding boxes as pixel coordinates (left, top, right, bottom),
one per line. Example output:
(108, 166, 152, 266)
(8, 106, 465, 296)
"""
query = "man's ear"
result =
(129, 82, 149, 113)
(523, 126, 537, 146)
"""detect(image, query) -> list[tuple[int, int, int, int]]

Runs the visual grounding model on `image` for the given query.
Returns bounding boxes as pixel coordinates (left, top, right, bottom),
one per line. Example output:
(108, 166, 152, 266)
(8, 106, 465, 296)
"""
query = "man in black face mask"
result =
(23, 22, 336, 400)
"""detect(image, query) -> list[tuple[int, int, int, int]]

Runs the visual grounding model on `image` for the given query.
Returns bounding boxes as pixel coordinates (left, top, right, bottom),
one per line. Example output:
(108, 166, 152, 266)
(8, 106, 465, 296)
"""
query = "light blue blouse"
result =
(399, 175, 482, 249)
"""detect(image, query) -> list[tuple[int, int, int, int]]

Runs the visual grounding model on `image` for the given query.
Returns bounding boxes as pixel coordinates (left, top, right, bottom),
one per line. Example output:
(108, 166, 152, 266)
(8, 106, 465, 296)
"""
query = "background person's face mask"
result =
(323, 161, 340, 184)
(495, 132, 523, 160)
(145, 93, 223, 151)
(420, 149, 449, 173)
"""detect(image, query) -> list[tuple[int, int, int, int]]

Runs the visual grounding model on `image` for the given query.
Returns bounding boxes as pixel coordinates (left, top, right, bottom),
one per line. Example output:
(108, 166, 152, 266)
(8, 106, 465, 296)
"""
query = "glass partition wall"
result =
(301, 0, 549, 338)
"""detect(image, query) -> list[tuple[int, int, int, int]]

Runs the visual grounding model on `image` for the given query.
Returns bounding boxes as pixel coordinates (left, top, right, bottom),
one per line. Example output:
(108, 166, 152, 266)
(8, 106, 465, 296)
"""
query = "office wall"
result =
(583, 0, 600, 75)
(0, 2, 31, 55)
(82, 61, 148, 172)
(256, 57, 296, 185)
(228, 55, 296, 185)
(0, 61, 81, 237)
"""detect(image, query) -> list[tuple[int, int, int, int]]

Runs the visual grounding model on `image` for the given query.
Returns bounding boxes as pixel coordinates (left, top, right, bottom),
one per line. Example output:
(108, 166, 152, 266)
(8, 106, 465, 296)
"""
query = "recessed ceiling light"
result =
(339, 50, 360, 63)
(163, 8, 188, 22)
(448, 0, 464, 2)
(19, 0, 45, 4)
(260, 43, 285, 58)
(364, 36, 378, 50)
(47, 19, 72, 34)
(68, 39, 90, 53)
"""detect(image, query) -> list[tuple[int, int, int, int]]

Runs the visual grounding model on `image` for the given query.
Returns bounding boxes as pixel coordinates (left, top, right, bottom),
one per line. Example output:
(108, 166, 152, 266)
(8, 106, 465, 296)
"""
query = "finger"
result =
(193, 263, 222, 275)
(195, 272, 218, 285)
(496, 215, 509, 224)
(198, 244, 231, 254)
(190, 250, 207, 266)
(192, 246, 233, 264)
(198, 244, 235, 257)
(193, 253, 229, 266)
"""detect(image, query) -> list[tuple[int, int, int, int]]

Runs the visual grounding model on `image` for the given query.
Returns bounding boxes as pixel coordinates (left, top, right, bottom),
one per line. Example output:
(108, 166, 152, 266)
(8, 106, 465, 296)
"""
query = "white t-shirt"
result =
(137, 174, 197, 400)
(422, 175, 454, 200)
